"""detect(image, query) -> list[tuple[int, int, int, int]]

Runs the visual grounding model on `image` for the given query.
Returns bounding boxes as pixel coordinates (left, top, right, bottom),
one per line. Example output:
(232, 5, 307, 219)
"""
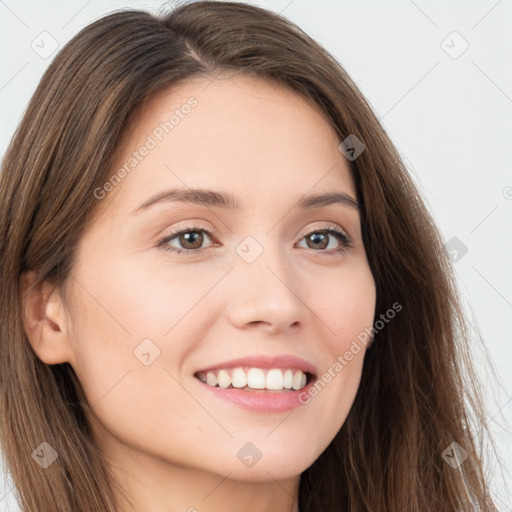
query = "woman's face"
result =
(62, 74, 376, 485)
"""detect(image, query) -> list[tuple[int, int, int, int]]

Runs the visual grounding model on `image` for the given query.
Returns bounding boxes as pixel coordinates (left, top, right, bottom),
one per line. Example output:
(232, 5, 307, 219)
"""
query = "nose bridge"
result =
(225, 232, 304, 330)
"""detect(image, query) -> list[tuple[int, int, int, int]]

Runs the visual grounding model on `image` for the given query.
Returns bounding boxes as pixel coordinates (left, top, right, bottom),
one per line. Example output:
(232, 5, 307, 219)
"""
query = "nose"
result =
(225, 249, 304, 334)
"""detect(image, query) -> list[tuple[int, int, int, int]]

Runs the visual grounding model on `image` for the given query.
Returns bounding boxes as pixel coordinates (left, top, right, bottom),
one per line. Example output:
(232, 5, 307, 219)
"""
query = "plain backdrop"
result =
(1, 0, 511, 509)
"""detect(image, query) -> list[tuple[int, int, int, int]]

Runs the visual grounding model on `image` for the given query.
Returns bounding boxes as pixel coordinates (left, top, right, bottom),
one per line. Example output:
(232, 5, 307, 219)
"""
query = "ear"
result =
(20, 271, 73, 365)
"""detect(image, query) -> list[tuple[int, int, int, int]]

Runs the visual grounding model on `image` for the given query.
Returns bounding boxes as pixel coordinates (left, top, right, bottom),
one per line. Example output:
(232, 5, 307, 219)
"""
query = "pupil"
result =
(309, 232, 327, 249)
(181, 231, 203, 249)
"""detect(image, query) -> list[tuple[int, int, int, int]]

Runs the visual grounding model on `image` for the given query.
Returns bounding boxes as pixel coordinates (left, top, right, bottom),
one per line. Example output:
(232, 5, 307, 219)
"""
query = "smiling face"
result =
(58, 73, 376, 490)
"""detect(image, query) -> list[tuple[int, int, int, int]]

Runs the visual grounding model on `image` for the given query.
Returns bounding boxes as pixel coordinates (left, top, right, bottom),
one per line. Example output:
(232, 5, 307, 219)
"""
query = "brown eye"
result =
(297, 226, 352, 255)
(159, 226, 215, 254)
(177, 231, 204, 250)
(305, 231, 330, 250)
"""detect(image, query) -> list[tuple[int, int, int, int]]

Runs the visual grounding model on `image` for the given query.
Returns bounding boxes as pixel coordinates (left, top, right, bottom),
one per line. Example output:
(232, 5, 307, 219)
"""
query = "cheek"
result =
(285, 263, 375, 439)
(309, 264, 376, 345)
(85, 251, 223, 340)
(66, 281, 199, 454)
(65, 254, 217, 442)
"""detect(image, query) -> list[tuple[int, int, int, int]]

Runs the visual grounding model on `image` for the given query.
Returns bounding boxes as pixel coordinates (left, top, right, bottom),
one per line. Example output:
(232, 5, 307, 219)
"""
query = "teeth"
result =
(198, 367, 309, 391)
(206, 372, 218, 387)
(231, 367, 248, 388)
(266, 369, 283, 390)
(217, 369, 231, 389)
(283, 369, 293, 389)
(247, 368, 266, 389)
(292, 371, 305, 391)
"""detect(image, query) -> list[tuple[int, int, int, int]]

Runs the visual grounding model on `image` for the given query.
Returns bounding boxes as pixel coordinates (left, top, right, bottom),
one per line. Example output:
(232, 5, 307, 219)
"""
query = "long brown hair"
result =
(0, 2, 500, 510)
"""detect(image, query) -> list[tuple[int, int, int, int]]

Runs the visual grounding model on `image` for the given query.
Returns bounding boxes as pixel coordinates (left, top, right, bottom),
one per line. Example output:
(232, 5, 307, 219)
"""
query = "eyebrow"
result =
(130, 188, 361, 215)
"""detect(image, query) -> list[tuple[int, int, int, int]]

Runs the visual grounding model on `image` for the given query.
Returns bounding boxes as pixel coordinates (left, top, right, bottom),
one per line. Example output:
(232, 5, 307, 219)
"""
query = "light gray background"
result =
(1, 0, 511, 509)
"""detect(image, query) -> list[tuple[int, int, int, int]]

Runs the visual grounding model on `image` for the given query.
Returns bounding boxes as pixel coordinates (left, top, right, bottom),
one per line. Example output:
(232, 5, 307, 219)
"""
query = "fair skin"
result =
(23, 74, 376, 512)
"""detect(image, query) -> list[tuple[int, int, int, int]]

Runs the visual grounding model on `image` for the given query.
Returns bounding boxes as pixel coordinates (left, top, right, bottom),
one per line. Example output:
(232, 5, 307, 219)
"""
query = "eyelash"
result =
(156, 223, 353, 257)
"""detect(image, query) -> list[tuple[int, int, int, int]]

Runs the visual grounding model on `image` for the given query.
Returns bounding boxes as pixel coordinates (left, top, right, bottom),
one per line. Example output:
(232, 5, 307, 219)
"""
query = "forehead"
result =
(94, 73, 356, 220)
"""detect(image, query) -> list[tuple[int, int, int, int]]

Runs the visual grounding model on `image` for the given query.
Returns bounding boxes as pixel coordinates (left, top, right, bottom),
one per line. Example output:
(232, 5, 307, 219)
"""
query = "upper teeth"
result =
(196, 367, 308, 391)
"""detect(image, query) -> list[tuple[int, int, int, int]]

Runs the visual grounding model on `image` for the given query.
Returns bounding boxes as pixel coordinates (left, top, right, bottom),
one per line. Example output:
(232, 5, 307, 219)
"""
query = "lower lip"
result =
(195, 377, 316, 413)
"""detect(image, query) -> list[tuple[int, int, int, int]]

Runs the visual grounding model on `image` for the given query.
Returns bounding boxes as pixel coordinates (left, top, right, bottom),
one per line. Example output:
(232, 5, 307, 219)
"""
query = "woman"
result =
(0, 1, 500, 511)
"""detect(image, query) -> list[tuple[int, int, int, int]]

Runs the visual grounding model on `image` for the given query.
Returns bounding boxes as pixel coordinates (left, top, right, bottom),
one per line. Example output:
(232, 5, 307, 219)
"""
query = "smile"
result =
(195, 367, 310, 392)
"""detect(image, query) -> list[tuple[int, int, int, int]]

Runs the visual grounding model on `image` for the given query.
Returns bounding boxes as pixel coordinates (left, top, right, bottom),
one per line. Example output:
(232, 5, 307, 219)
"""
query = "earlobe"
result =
(21, 271, 73, 365)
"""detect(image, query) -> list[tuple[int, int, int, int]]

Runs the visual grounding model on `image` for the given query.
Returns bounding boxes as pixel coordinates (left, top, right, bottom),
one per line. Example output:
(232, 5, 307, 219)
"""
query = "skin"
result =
(23, 73, 376, 512)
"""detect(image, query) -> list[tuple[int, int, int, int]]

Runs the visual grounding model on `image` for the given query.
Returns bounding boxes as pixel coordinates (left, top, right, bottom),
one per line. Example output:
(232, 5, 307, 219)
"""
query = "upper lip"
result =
(195, 354, 318, 377)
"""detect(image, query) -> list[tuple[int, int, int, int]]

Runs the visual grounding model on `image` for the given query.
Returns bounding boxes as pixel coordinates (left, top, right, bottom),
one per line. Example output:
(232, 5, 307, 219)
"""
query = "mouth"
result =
(192, 354, 318, 412)
(194, 366, 316, 393)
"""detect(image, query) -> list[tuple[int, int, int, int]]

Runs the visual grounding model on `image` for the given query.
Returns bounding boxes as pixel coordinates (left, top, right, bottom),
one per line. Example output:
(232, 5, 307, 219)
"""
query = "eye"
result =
(296, 225, 353, 256)
(157, 224, 217, 254)
(156, 223, 353, 256)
